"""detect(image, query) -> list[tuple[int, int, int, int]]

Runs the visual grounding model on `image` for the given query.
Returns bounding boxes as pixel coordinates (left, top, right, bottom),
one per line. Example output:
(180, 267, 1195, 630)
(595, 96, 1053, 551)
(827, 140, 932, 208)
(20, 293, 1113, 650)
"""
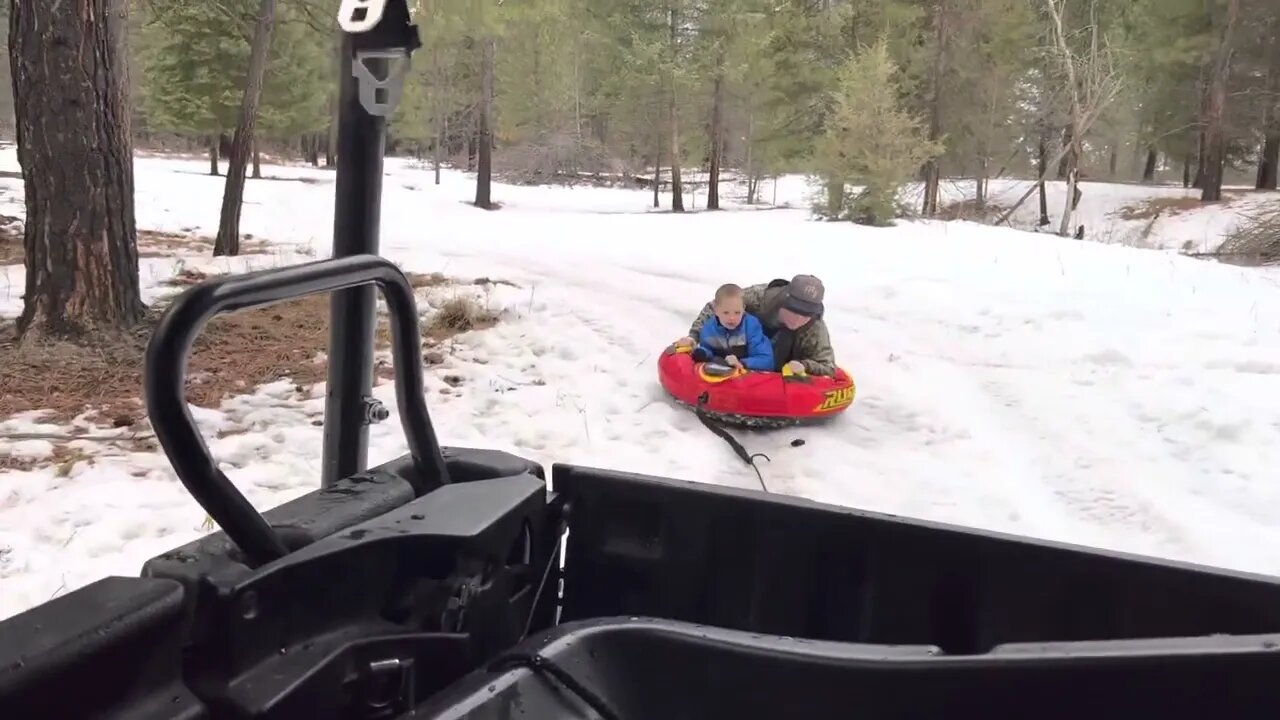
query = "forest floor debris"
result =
(0, 271, 505, 470)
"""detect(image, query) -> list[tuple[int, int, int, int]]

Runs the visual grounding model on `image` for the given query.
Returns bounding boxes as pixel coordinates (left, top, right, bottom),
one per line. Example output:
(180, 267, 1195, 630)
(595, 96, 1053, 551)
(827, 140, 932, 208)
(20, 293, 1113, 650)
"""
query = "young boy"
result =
(692, 283, 774, 371)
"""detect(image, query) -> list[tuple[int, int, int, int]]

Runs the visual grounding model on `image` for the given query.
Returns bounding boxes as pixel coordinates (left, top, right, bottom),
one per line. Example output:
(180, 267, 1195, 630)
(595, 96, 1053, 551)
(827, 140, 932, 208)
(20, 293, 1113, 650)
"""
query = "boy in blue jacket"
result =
(693, 283, 775, 371)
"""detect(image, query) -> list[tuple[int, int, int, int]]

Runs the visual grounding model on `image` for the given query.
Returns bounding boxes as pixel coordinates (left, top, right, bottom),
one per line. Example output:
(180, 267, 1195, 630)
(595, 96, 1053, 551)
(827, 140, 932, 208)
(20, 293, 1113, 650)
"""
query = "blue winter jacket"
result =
(696, 313, 775, 371)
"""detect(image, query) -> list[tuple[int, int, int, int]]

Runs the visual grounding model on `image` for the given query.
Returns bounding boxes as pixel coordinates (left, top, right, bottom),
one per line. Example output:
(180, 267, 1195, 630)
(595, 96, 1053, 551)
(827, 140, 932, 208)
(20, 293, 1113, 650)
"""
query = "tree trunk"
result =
(10, 0, 144, 336)
(975, 158, 988, 211)
(1056, 124, 1072, 179)
(1037, 130, 1049, 226)
(1257, 25, 1279, 190)
(1200, 0, 1239, 203)
(209, 135, 220, 175)
(252, 138, 261, 179)
(976, 76, 998, 213)
(1142, 147, 1158, 182)
(707, 63, 725, 211)
(1192, 62, 1208, 189)
(1259, 134, 1279, 190)
(1193, 133, 1205, 188)
(1183, 149, 1192, 188)
(744, 106, 756, 204)
(214, 0, 277, 257)
(1058, 130, 1080, 237)
(467, 114, 477, 171)
(1108, 144, 1118, 177)
(921, 0, 948, 217)
(474, 35, 494, 209)
(573, 37, 583, 153)
(825, 179, 843, 219)
(668, 5, 684, 212)
(432, 48, 445, 185)
(653, 126, 662, 209)
(434, 113, 445, 186)
(325, 115, 336, 166)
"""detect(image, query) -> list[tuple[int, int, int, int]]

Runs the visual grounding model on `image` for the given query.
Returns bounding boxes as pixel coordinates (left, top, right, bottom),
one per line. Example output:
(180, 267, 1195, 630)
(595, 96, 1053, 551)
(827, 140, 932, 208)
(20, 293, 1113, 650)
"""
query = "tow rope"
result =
(695, 392, 770, 492)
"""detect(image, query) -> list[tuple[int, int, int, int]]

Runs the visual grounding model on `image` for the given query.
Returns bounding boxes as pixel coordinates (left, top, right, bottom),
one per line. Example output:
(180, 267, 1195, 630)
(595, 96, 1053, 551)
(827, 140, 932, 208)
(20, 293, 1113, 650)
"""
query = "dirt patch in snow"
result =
(1110, 188, 1268, 222)
(1112, 196, 1213, 221)
(0, 226, 272, 266)
(0, 272, 506, 453)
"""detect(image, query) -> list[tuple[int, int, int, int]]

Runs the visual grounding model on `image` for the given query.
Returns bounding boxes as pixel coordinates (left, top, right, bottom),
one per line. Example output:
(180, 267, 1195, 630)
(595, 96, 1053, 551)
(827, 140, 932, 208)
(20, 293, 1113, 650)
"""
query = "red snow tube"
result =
(657, 346, 856, 428)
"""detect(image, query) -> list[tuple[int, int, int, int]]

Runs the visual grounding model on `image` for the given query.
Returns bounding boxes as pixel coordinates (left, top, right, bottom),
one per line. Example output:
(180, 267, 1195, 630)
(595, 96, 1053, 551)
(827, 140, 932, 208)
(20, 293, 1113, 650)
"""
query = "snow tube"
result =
(657, 345, 856, 428)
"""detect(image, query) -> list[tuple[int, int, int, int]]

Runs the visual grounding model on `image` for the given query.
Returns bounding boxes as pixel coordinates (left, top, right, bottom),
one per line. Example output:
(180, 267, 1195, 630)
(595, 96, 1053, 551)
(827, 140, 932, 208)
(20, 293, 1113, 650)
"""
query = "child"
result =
(692, 283, 774, 371)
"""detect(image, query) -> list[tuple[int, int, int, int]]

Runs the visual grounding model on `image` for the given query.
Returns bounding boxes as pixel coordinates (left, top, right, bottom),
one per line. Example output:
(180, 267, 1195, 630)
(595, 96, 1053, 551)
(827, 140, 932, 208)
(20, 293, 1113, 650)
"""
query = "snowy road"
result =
(408, 207, 1280, 573)
(2, 152, 1280, 620)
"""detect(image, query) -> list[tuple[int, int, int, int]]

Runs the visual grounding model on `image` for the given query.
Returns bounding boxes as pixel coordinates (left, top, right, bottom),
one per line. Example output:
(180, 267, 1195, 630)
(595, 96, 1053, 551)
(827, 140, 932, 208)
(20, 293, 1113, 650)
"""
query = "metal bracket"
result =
(337, 0, 387, 33)
(352, 50, 411, 117)
(347, 656, 415, 717)
(362, 396, 389, 424)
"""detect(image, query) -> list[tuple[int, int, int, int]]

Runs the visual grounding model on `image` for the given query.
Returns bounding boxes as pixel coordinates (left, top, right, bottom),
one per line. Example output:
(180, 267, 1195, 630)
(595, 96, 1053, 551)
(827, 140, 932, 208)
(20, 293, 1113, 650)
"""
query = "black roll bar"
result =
(143, 254, 450, 566)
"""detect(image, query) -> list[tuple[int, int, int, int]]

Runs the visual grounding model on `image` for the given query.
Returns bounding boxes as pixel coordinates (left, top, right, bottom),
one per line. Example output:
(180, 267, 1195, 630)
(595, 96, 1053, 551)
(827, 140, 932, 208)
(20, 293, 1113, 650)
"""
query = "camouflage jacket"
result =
(688, 281, 837, 377)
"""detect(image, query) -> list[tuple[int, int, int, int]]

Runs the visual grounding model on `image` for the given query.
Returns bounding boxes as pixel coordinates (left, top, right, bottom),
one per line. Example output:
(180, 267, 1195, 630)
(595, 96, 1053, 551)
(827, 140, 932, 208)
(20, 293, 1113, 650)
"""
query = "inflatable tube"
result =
(657, 346, 856, 428)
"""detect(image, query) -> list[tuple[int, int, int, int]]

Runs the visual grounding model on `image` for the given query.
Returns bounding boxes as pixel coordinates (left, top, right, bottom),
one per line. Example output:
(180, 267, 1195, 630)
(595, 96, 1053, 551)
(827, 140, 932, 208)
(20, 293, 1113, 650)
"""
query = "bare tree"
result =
(214, 0, 278, 257)
(1044, 0, 1123, 236)
(997, 0, 1122, 232)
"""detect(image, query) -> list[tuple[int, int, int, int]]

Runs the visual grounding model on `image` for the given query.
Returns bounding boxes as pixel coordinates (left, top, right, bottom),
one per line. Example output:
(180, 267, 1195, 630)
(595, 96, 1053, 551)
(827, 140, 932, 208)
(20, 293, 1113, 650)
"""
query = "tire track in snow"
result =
(479, 259, 1038, 506)
(425, 253, 840, 493)
(970, 368, 1206, 560)
(406, 243, 1274, 571)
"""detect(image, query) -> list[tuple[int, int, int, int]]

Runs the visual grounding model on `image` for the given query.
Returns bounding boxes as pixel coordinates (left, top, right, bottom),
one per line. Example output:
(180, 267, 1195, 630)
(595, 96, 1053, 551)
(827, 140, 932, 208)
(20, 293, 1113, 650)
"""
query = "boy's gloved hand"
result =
(784, 360, 806, 375)
(725, 355, 741, 368)
(692, 347, 711, 362)
(675, 336, 696, 348)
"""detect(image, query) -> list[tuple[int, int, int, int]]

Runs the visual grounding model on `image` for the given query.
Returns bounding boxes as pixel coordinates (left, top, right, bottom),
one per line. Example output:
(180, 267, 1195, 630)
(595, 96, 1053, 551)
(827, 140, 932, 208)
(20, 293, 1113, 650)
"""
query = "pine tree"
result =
(138, 2, 251, 173)
(813, 41, 943, 226)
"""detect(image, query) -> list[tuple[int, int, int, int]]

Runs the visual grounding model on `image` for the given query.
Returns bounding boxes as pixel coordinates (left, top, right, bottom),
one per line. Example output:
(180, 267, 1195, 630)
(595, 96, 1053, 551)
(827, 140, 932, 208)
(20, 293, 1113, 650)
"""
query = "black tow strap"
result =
(489, 652, 622, 720)
(695, 392, 770, 492)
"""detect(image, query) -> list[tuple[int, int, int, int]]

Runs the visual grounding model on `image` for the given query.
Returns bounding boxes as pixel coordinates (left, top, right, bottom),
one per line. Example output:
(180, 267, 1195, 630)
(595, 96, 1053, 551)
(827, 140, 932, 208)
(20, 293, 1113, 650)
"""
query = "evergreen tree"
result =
(813, 41, 943, 225)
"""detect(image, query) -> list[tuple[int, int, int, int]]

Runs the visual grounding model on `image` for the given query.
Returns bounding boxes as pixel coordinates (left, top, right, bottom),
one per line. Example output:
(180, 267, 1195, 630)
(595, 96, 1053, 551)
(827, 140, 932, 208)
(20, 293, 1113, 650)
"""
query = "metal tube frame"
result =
(322, 0, 421, 488)
(143, 254, 450, 567)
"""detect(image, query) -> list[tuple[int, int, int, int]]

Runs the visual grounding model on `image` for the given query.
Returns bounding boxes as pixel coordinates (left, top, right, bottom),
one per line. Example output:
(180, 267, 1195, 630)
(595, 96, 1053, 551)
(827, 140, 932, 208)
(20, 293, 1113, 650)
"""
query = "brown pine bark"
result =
(707, 64, 725, 210)
(1256, 19, 1279, 190)
(668, 3, 684, 212)
(214, 0, 277, 257)
(209, 134, 221, 176)
(475, 35, 494, 209)
(9, 0, 144, 337)
(1142, 147, 1157, 182)
(921, 0, 948, 217)
(1200, 0, 1240, 203)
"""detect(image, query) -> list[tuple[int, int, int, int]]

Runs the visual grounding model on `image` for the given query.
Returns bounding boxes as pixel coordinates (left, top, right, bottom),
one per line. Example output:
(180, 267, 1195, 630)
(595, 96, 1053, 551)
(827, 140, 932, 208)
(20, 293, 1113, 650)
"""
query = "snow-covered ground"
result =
(3, 146, 1280, 622)
(757, 172, 1279, 253)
